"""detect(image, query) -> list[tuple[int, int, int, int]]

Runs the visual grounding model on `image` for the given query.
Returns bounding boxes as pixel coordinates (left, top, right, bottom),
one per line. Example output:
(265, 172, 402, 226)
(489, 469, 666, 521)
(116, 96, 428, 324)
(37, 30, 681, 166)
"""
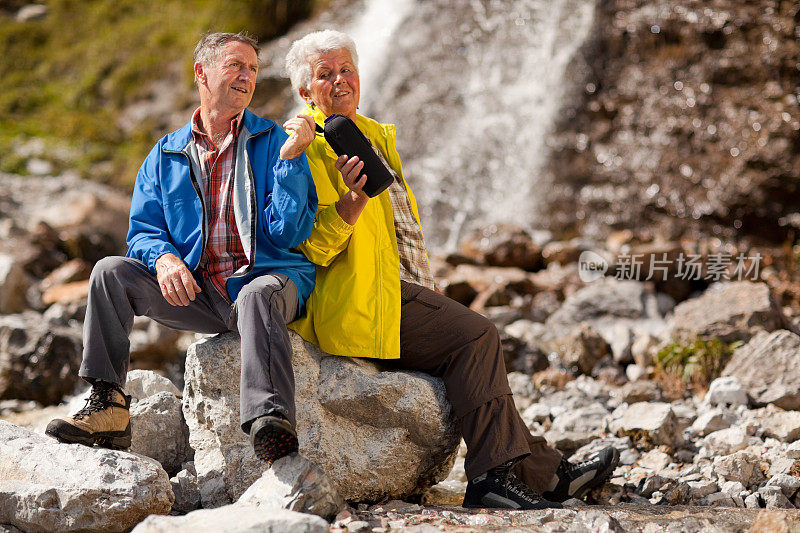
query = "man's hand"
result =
(155, 253, 201, 306)
(280, 114, 316, 160)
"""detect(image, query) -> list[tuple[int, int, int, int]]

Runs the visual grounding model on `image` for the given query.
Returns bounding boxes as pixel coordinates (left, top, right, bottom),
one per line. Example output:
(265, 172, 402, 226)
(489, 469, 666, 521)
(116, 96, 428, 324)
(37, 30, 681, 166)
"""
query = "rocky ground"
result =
(3, 176, 800, 531)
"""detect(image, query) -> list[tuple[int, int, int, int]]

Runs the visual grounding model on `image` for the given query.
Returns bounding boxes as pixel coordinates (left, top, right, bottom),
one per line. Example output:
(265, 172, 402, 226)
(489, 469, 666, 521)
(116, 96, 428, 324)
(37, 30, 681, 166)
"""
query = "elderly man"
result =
(285, 30, 619, 510)
(47, 31, 318, 464)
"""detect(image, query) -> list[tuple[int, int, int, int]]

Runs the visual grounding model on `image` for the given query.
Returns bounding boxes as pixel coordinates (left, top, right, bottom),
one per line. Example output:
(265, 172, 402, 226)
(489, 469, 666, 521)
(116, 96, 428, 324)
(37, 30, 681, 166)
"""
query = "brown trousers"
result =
(381, 282, 562, 490)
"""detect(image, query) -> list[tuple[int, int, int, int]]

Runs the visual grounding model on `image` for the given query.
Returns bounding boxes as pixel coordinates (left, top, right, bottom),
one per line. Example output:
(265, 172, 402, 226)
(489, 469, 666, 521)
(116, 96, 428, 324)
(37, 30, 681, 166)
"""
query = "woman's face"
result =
(300, 48, 360, 120)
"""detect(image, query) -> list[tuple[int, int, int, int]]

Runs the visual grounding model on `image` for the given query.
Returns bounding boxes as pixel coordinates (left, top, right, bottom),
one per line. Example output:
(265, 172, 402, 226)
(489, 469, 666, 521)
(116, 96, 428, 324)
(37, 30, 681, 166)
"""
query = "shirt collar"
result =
(191, 107, 245, 144)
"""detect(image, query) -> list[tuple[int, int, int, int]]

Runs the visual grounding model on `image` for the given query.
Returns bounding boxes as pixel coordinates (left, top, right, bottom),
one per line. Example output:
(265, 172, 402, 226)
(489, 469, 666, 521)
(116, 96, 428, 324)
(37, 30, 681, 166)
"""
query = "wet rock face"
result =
(547, 0, 800, 243)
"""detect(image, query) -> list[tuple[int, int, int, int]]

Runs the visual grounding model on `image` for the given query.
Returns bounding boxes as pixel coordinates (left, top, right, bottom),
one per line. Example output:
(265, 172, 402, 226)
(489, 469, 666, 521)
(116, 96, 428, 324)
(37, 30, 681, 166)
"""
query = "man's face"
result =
(195, 41, 258, 115)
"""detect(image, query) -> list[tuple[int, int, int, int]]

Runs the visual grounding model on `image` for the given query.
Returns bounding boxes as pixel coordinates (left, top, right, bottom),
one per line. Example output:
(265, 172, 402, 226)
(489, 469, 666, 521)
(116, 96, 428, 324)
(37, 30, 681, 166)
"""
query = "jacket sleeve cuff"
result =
(318, 203, 354, 234)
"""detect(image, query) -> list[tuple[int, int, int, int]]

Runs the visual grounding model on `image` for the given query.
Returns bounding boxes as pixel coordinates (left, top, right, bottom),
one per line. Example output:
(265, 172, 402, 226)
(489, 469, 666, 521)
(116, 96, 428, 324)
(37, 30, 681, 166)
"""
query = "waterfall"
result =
(355, 0, 598, 250)
(345, 0, 416, 113)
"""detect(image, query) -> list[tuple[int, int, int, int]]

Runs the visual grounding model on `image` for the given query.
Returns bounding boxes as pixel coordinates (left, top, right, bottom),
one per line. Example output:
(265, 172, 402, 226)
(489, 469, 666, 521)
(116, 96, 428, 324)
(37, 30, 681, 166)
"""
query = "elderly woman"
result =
(284, 30, 618, 509)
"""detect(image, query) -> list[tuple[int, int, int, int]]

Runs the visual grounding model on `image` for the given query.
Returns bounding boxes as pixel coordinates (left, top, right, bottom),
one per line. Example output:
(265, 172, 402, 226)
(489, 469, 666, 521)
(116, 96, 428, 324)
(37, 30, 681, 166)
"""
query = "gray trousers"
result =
(78, 256, 299, 432)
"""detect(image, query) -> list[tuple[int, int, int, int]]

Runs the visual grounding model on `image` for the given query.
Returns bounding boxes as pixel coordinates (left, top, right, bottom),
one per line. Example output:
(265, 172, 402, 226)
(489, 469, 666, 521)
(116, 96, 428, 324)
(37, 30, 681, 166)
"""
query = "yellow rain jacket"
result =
(289, 105, 426, 358)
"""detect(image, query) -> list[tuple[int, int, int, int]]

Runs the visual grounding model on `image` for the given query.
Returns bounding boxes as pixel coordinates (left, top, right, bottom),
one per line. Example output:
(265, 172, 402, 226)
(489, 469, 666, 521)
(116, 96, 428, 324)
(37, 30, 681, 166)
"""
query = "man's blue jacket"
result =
(125, 109, 318, 311)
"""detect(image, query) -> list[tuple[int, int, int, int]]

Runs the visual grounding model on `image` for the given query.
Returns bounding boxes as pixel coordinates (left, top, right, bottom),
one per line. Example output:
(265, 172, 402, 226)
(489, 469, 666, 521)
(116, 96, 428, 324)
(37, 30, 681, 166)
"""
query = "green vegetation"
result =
(654, 338, 742, 395)
(0, 0, 316, 185)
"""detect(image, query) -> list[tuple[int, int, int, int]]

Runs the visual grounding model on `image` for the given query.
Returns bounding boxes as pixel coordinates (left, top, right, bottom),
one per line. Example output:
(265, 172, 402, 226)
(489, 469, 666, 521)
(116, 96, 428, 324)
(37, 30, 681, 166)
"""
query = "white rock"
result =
(669, 281, 787, 343)
(572, 510, 624, 532)
(687, 480, 718, 500)
(758, 485, 795, 509)
(702, 427, 749, 456)
(744, 493, 762, 509)
(609, 402, 681, 447)
(545, 404, 610, 451)
(131, 505, 328, 533)
(183, 332, 459, 507)
(126, 369, 181, 401)
(759, 409, 800, 443)
(705, 377, 748, 407)
(609, 322, 633, 364)
(129, 391, 191, 475)
(720, 480, 745, 497)
(701, 491, 736, 507)
(787, 440, 800, 459)
(690, 409, 732, 437)
(631, 332, 659, 368)
(625, 364, 647, 382)
(170, 463, 201, 515)
(571, 436, 637, 466)
(16, 4, 49, 22)
(712, 451, 766, 487)
(521, 402, 551, 425)
(26, 159, 53, 176)
(237, 453, 344, 520)
(723, 330, 800, 410)
(765, 474, 800, 499)
(0, 254, 29, 314)
(637, 450, 673, 473)
(0, 421, 172, 532)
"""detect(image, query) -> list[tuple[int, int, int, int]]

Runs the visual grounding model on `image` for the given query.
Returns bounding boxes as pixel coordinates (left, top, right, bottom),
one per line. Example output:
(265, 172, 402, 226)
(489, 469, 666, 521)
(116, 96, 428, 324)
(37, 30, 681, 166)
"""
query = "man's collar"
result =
(191, 107, 245, 139)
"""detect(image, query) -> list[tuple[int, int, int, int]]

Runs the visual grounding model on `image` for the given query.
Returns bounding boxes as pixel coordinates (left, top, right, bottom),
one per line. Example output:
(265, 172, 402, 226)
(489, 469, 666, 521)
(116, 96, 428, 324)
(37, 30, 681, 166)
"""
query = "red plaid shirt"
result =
(191, 108, 249, 301)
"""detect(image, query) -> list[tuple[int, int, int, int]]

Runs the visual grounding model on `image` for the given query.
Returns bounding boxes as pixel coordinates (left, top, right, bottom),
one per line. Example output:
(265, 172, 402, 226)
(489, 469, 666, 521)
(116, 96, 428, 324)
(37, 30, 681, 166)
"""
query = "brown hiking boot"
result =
(46, 381, 132, 450)
(250, 414, 298, 464)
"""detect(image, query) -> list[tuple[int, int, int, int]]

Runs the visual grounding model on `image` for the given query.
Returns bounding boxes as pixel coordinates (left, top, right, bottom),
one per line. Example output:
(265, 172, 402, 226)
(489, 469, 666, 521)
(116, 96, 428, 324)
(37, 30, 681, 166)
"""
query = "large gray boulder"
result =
(668, 281, 788, 343)
(183, 332, 460, 507)
(0, 421, 173, 533)
(722, 330, 800, 410)
(0, 313, 83, 405)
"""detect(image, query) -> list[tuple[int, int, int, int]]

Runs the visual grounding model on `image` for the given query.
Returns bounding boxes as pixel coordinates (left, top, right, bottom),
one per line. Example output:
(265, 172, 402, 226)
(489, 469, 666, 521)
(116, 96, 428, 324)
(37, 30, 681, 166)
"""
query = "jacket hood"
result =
(161, 108, 276, 151)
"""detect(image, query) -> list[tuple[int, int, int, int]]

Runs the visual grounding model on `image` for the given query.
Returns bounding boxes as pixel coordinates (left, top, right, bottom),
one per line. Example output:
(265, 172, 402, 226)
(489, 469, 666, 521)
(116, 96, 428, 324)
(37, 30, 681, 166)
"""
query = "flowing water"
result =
(347, 0, 597, 250)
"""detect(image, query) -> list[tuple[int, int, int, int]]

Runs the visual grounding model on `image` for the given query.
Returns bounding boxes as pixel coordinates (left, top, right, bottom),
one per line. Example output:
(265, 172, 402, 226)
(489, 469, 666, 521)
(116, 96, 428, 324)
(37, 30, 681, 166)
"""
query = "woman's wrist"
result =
(335, 191, 368, 225)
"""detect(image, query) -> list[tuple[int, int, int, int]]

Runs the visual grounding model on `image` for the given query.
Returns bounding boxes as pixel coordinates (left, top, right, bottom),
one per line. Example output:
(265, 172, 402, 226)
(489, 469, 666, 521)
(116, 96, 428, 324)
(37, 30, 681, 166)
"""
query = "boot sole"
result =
(46, 420, 132, 450)
(250, 416, 298, 464)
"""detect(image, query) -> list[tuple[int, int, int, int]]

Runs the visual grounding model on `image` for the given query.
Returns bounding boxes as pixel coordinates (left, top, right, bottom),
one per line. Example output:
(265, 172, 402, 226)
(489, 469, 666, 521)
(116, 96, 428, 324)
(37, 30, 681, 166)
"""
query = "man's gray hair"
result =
(285, 30, 359, 95)
(193, 31, 259, 84)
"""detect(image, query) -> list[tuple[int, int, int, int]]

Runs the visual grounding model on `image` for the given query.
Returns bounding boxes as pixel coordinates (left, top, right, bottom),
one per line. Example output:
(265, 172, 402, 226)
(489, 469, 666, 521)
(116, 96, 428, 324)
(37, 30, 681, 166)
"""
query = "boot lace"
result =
(73, 385, 116, 420)
(493, 460, 543, 503)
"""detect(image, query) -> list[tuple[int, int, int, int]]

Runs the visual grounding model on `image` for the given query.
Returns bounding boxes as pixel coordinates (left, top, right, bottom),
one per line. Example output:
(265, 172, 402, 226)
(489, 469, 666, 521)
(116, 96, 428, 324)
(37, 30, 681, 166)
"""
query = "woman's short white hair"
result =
(285, 30, 359, 95)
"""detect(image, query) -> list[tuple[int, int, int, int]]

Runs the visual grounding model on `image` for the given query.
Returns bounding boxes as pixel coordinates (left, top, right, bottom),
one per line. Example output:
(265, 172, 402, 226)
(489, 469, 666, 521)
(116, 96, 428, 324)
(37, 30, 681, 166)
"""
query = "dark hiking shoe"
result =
(463, 459, 563, 510)
(46, 381, 132, 450)
(543, 446, 620, 502)
(250, 415, 299, 464)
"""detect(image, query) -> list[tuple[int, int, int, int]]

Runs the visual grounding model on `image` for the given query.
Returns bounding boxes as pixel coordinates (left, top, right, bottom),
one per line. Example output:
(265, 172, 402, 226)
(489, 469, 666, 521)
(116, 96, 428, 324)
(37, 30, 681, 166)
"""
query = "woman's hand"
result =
(334, 154, 370, 225)
(335, 154, 368, 198)
(280, 114, 316, 160)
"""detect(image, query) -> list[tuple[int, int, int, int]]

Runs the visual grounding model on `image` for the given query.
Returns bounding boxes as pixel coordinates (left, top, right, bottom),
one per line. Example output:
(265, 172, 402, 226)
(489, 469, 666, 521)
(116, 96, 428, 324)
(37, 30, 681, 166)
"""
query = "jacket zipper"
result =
(162, 147, 207, 271)
(228, 125, 270, 279)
